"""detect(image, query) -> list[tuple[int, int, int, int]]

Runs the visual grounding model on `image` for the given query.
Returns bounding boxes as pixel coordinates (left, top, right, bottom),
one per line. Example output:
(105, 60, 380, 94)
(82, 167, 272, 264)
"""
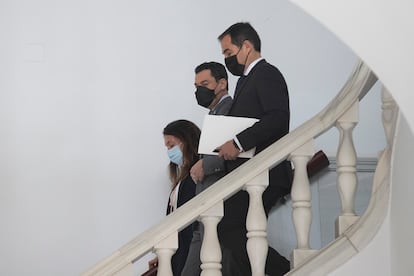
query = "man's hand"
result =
(217, 140, 240, 160)
(190, 159, 204, 183)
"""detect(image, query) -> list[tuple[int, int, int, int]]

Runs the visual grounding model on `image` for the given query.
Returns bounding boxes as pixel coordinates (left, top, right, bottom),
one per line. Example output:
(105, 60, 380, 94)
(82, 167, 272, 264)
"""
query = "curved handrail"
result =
(82, 60, 377, 275)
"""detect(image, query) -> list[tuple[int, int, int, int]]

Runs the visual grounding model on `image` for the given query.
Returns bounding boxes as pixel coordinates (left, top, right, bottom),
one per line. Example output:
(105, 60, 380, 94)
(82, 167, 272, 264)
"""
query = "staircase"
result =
(82, 60, 397, 276)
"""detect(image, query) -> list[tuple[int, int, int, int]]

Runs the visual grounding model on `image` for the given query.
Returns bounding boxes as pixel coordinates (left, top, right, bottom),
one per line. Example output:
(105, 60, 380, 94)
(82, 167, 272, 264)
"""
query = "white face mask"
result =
(167, 144, 183, 166)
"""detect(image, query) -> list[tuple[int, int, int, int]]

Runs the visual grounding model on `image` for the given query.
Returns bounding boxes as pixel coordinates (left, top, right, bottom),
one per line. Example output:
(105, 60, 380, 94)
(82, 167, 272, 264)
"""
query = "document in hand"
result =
(198, 114, 259, 158)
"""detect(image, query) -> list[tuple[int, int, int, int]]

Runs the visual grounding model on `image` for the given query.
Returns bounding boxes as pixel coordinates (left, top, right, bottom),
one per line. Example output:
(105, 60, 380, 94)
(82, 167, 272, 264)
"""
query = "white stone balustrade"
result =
(381, 88, 397, 147)
(335, 101, 359, 236)
(200, 201, 224, 276)
(154, 232, 178, 276)
(244, 171, 269, 276)
(289, 140, 317, 267)
(112, 263, 133, 276)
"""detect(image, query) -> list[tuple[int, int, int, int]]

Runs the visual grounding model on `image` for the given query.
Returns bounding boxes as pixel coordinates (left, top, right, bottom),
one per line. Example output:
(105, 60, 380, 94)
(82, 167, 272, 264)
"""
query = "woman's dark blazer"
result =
(166, 175, 196, 276)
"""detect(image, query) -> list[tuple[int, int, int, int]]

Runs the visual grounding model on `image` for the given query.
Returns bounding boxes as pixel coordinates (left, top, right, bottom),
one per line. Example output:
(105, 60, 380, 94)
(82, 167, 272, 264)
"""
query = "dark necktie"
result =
(234, 75, 247, 98)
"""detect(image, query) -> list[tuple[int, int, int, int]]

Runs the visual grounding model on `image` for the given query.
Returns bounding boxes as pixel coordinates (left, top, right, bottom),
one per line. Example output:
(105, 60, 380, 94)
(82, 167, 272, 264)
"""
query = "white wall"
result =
(0, 0, 384, 275)
(289, 0, 414, 132)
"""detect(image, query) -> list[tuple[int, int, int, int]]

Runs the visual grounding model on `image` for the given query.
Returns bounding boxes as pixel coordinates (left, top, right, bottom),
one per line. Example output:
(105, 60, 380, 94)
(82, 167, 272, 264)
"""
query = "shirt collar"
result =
(244, 57, 264, 76)
(211, 94, 230, 113)
(218, 94, 231, 103)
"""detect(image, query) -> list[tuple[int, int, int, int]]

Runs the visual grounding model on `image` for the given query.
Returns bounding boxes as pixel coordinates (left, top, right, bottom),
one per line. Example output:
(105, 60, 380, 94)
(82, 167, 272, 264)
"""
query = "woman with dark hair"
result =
(162, 119, 200, 276)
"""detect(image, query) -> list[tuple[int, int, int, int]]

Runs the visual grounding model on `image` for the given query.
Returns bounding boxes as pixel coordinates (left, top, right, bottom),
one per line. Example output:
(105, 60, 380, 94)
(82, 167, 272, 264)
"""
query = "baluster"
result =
(381, 87, 397, 147)
(289, 140, 316, 267)
(154, 232, 178, 276)
(244, 170, 269, 276)
(200, 201, 223, 276)
(335, 101, 359, 236)
(372, 86, 397, 194)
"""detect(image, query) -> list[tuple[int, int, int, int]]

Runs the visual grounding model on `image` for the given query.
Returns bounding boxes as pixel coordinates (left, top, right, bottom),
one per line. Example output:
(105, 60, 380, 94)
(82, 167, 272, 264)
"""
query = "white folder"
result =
(198, 114, 259, 158)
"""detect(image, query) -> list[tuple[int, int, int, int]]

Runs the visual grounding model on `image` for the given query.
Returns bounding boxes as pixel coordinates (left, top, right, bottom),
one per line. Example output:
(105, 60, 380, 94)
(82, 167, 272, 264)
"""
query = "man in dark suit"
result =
(215, 22, 292, 276)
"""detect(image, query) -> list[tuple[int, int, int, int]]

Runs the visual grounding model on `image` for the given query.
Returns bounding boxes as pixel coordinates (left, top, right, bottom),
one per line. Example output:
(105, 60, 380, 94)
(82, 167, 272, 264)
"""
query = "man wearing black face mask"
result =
(215, 22, 292, 276)
(194, 62, 232, 115)
(191, 62, 232, 187)
(182, 62, 242, 276)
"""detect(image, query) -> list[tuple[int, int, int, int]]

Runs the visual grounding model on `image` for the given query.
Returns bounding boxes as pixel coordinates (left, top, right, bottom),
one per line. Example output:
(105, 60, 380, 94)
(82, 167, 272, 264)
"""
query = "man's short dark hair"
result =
(195, 62, 228, 90)
(218, 22, 261, 52)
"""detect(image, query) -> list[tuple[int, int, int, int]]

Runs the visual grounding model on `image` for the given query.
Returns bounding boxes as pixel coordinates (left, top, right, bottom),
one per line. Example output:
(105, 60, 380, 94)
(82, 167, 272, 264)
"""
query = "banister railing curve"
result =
(82, 60, 377, 276)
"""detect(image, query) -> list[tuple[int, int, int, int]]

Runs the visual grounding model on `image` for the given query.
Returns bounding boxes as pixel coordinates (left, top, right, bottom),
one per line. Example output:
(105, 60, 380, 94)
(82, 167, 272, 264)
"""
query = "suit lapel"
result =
(231, 59, 266, 108)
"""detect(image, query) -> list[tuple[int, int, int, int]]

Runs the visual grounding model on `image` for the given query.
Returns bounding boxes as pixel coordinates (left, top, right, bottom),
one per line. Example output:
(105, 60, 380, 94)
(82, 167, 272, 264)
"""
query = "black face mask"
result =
(225, 44, 251, 76)
(195, 86, 216, 108)
(225, 54, 245, 76)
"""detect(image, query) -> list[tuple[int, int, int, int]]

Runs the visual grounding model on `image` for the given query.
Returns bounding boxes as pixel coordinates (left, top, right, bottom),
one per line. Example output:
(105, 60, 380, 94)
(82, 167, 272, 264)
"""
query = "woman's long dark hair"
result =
(163, 120, 201, 188)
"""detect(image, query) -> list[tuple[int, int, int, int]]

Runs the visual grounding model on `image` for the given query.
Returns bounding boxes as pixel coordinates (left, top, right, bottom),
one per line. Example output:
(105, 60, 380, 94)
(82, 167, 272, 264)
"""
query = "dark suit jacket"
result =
(166, 175, 196, 276)
(221, 59, 292, 229)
